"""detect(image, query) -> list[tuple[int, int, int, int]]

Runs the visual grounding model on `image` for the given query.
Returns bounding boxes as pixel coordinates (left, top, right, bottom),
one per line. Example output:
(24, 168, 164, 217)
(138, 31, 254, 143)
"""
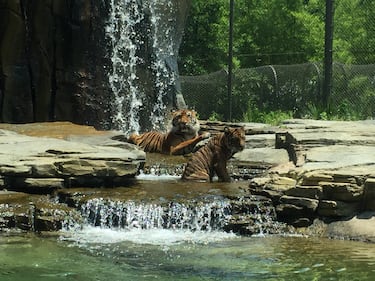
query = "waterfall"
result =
(106, 0, 180, 134)
(79, 198, 232, 232)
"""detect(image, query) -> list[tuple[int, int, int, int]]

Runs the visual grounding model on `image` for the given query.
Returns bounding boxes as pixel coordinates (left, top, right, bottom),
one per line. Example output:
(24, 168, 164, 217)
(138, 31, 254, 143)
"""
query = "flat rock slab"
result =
(0, 123, 145, 191)
(303, 145, 375, 171)
(325, 212, 375, 243)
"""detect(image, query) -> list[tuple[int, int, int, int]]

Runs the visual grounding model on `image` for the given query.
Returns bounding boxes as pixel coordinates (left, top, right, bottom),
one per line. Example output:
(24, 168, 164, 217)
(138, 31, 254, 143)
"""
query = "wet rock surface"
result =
(1, 120, 375, 242)
(0, 122, 145, 192)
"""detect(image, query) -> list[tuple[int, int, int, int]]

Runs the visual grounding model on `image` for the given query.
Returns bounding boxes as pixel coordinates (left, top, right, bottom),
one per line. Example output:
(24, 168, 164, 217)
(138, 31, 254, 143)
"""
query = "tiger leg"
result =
(170, 132, 211, 155)
(214, 161, 231, 182)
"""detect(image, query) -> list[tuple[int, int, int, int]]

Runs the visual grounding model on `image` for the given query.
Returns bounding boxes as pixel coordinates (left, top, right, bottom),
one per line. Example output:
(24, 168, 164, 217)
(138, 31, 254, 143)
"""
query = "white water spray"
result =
(79, 198, 232, 232)
(106, 0, 179, 133)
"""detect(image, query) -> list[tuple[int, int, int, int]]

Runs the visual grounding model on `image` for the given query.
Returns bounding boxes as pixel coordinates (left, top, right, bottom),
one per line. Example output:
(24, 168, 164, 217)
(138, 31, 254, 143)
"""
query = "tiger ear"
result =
(224, 126, 230, 133)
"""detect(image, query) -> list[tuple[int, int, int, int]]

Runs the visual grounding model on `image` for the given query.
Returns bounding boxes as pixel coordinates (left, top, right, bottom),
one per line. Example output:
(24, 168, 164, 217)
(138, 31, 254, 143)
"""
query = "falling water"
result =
(106, 0, 179, 134)
(148, 0, 178, 129)
(79, 198, 232, 232)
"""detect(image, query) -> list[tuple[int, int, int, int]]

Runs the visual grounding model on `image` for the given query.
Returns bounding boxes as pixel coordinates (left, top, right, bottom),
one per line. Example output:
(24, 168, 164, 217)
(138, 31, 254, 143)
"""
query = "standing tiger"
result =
(182, 126, 246, 182)
(127, 109, 210, 155)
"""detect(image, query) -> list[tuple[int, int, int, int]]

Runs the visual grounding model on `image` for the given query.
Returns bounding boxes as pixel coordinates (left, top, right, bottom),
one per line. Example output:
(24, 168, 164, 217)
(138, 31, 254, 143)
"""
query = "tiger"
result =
(181, 126, 246, 182)
(127, 109, 210, 155)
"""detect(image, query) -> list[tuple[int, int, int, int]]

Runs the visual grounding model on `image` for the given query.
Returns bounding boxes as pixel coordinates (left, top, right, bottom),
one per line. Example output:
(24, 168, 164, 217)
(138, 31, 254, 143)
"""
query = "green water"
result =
(1, 231, 374, 281)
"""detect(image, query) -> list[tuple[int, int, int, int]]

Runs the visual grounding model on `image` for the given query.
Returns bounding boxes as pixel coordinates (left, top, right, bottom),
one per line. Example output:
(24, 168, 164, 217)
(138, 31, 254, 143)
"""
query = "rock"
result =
(0, 127, 145, 193)
(279, 195, 319, 212)
(234, 147, 290, 167)
(317, 200, 361, 218)
(268, 176, 297, 190)
(320, 182, 363, 202)
(303, 145, 375, 171)
(0, 1, 190, 130)
(7, 178, 65, 194)
(275, 204, 314, 226)
(301, 172, 334, 185)
(324, 212, 375, 243)
(285, 185, 323, 199)
(364, 178, 375, 211)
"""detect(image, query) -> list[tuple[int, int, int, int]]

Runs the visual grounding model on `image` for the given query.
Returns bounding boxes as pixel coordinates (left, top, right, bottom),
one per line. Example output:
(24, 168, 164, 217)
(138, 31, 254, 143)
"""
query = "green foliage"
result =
(242, 101, 293, 125)
(179, 0, 228, 75)
(180, 0, 375, 71)
(179, 0, 375, 121)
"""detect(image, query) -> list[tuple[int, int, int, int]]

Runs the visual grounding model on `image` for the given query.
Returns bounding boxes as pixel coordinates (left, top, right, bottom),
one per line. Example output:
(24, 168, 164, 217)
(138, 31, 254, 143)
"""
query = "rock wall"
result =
(0, 0, 190, 130)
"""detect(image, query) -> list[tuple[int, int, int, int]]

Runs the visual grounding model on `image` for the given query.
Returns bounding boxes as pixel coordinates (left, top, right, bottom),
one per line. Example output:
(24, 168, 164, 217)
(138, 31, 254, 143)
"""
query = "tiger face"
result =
(170, 109, 200, 136)
(223, 126, 246, 154)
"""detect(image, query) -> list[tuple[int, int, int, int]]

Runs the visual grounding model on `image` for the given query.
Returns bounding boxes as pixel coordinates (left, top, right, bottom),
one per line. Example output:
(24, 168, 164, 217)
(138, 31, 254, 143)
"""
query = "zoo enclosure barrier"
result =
(180, 62, 375, 121)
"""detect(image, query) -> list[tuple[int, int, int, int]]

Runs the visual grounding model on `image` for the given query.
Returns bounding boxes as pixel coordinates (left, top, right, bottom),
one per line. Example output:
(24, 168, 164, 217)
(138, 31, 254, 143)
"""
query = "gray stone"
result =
(303, 145, 375, 171)
(275, 204, 314, 226)
(0, 129, 146, 191)
(14, 178, 65, 189)
(320, 182, 363, 202)
(325, 212, 375, 243)
(317, 200, 361, 217)
(233, 147, 290, 167)
(279, 195, 319, 211)
(285, 185, 323, 199)
(364, 178, 375, 211)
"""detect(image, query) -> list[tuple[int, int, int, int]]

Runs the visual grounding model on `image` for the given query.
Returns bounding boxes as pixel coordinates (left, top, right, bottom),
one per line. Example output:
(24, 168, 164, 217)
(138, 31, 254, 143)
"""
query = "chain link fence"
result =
(180, 1, 375, 122)
(181, 62, 375, 121)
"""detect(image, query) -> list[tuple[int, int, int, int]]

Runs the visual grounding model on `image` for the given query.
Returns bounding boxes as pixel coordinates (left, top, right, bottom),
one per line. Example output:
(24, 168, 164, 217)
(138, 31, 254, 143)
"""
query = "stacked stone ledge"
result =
(246, 119, 375, 228)
(249, 172, 374, 227)
(0, 129, 146, 193)
(0, 127, 146, 231)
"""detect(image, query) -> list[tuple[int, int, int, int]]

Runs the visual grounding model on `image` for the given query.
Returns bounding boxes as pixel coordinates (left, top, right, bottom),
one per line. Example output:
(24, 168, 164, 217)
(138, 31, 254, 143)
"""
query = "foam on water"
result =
(135, 172, 180, 181)
(61, 226, 237, 246)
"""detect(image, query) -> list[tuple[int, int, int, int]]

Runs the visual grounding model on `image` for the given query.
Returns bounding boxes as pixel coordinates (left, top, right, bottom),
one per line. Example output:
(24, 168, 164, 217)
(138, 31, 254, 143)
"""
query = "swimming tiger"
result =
(181, 126, 246, 182)
(127, 109, 210, 155)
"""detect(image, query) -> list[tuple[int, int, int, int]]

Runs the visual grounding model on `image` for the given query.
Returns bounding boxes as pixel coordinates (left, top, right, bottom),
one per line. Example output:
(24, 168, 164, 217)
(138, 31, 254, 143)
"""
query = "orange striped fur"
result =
(128, 109, 209, 155)
(182, 126, 245, 182)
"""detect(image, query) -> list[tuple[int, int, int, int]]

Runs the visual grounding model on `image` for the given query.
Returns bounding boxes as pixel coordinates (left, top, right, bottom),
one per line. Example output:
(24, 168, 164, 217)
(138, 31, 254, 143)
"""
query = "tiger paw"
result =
(201, 132, 211, 139)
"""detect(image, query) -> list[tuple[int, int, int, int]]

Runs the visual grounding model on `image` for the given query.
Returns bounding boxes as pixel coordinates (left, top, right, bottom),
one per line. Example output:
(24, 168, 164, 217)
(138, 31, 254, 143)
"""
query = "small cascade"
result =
(60, 194, 291, 239)
(78, 198, 232, 232)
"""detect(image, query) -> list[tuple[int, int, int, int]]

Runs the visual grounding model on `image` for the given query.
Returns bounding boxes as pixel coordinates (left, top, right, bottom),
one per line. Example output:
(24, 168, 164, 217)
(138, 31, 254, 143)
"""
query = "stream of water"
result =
(1, 231, 374, 281)
(0, 175, 374, 280)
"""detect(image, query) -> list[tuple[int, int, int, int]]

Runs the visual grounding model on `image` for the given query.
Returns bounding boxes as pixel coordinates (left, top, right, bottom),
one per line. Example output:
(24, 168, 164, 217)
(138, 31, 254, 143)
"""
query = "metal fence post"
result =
(323, 0, 335, 108)
(227, 0, 234, 121)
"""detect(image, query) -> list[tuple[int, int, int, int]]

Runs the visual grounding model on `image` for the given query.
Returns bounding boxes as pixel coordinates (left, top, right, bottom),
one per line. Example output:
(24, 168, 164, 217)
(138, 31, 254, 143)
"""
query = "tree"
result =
(178, 0, 228, 75)
(179, 0, 326, 74)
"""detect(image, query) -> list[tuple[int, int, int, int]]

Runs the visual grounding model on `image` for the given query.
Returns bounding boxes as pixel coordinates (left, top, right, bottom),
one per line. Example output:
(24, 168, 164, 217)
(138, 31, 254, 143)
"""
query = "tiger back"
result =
(181, 126, 246, 182)
(128, 109, 210, 155)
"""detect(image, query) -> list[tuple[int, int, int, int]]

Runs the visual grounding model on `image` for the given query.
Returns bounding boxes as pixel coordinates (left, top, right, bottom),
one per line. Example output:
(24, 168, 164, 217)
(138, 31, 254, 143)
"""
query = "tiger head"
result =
(170, 109, 200, 136)
(223, 126, 246, 154)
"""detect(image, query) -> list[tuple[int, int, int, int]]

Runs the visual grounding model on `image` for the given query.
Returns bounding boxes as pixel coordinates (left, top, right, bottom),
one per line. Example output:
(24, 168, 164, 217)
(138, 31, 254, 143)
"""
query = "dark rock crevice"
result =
(20, 0, 37, 121)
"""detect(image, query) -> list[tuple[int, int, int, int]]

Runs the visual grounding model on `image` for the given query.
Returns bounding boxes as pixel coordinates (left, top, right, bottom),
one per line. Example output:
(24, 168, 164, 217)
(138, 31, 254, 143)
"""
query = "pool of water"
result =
(1, 230, 374, 281)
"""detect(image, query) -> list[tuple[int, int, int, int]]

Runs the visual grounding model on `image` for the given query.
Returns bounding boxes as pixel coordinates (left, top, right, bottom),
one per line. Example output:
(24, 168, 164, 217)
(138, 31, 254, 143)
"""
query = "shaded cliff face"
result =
(0, 0, 189, 130)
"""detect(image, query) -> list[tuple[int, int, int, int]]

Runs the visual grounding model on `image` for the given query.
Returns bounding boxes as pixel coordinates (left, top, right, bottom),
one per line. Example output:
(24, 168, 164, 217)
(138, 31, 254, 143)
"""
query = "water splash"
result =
(148, 0, 178, 130)
(106, 0, 179, 133)
(106, 0, 144, 133)
(78, 198, 232, 232)
(61, 198, 235, 245)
